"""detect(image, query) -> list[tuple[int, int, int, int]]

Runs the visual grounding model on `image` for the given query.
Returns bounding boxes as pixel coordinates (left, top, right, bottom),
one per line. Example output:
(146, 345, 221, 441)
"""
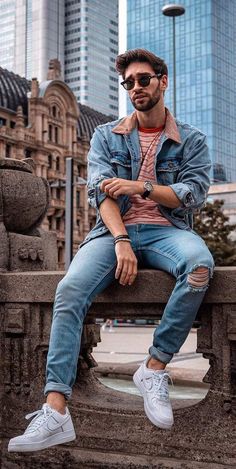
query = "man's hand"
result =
(115, 241, 138, 286)
(101, 178, 143, 199)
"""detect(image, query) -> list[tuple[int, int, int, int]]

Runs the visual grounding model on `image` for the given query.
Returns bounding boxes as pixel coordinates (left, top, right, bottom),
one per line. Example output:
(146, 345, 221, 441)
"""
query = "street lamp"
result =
(65, 158, 87, 270)
(49, 159, 87, 270)
(162, 4, 185, 117)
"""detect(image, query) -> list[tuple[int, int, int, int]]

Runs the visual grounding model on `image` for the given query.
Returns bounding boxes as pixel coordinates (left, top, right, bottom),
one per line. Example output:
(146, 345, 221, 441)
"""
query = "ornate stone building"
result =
(0, 59, 111, 269)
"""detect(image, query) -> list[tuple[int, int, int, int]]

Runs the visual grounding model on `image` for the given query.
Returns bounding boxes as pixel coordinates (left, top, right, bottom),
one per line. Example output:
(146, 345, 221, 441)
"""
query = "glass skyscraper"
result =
(127, 0, 236, 182)
(0, 0, 16, 71)
(0, 0, 65, 82)
(65, 0, 118, 116)
(0, 0, 118, 117)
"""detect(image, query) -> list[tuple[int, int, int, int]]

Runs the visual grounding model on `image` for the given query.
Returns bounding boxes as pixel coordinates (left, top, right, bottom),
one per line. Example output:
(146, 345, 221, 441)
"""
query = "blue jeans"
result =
(45, 224, 214, 399)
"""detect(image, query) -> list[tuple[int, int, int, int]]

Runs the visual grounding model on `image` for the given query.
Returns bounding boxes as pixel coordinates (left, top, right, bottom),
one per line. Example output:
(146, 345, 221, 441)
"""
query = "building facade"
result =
(126, 0, 236, 183)
(0, 0, 119, 117)
(0, 60, 111, 269)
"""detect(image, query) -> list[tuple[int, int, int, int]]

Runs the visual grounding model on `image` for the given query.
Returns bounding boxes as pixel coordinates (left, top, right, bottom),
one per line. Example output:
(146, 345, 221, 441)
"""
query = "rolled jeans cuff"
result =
(148, 345, 173, 364)
(44, 382, 72, 400)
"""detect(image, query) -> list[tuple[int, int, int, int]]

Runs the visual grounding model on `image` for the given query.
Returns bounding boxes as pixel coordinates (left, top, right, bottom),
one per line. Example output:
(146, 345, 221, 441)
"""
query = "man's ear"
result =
(160, 75, 168, 91)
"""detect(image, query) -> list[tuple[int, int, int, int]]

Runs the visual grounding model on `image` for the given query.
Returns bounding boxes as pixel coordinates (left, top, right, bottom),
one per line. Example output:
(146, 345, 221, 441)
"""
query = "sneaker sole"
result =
(133, 369, 173, 430)
(8, 429, 76, 452)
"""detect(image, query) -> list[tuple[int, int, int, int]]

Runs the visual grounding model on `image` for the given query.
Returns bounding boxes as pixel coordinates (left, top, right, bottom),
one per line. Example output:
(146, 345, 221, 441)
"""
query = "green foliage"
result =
(194, 199, 236, 266)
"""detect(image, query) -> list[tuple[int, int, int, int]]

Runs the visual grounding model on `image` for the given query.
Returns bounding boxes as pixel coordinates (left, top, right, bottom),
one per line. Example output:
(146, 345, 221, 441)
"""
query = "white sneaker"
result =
(133, 358, 174, 430)
(8, 403, 76, 452)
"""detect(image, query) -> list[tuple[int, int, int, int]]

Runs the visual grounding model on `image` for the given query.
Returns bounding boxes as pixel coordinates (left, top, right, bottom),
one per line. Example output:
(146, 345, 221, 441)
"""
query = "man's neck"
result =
(136, 103, 166, 129)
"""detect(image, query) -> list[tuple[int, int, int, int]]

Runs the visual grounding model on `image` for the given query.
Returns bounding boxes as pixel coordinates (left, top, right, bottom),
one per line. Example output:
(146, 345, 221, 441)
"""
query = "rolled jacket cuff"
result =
(169, 182, 195, 208)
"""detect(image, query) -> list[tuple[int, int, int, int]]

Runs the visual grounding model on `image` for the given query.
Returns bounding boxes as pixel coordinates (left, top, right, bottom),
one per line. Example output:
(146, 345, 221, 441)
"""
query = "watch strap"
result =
(141, 189, 151, 199)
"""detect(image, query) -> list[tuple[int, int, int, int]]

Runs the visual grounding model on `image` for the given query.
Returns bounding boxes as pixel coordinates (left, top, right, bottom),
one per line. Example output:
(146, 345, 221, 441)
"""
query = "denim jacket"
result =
(83, 108, 211, 245)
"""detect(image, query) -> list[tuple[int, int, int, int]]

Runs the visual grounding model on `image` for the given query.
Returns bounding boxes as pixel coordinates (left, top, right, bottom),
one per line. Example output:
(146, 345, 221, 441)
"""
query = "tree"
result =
(194, 199, 236, 266)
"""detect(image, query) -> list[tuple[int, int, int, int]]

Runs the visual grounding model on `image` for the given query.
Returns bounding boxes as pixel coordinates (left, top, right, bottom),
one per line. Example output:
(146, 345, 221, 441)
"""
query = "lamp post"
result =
(65, 158, 87, 270)
(50, 159, 87, 270)
(162, 4, 185, 117)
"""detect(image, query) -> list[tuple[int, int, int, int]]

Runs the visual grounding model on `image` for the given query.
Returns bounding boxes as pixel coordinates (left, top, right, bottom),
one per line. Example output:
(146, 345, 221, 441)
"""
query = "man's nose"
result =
(132, 79, 142, 91)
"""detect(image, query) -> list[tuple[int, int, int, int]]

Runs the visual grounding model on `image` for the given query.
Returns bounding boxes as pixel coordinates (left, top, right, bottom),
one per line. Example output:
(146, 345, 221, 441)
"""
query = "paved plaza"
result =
(93, 325, 209, 384)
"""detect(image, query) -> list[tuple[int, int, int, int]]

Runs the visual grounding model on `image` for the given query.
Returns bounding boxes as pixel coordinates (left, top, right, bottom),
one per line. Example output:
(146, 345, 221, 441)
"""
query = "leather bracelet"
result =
(114, 234, 130, 243)
(114, 238, 132, 244)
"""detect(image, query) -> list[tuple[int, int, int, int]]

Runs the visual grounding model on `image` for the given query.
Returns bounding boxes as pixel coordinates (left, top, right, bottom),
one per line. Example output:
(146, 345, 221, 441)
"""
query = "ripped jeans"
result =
(45, 224, 214, 399)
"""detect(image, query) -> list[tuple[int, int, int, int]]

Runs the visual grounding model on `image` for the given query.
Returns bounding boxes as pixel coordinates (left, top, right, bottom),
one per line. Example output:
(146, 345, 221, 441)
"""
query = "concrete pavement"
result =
(93, 325, 209, 384)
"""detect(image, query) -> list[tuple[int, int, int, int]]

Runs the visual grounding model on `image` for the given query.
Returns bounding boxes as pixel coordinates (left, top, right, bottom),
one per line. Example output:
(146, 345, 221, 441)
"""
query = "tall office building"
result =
(0, 0, 16, 71)
(127, 0, 236, 182)
(0, 0, 118, 116)
(65, 0, 119, 116)
(0, 0, 65, 80)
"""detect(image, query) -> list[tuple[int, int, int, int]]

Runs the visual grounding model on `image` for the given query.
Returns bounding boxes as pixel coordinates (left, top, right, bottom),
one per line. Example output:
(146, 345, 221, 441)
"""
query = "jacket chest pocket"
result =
(156, 159, 180, 185)
(110, 153, 132, 179)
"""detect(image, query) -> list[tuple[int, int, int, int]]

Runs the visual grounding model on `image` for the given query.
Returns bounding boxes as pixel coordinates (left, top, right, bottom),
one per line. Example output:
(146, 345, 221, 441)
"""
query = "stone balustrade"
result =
(1, 267, 236, 468)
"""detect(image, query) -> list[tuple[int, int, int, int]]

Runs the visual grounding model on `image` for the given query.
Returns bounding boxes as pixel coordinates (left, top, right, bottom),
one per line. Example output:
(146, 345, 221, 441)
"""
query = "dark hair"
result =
(116, 48, 168, 78)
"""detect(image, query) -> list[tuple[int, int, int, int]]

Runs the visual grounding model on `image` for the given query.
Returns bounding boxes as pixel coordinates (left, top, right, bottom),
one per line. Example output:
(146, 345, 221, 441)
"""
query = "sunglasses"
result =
(121, 73, 162, 91)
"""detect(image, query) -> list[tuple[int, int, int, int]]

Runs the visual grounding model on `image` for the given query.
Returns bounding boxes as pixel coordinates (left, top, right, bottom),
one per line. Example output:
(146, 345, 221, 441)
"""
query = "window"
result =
(52, 106, 57, 118)
(0, 117, 6, 127)
(5, 144, 11, 158)
(55, 127, 58, 144)
(24, 148, 32, 158)
(56, 218, 61, 230)
(48, 154, 52, 168)
(48, 125, 52, 141)
(48, 216, 52, 230)
(56, 156, 60, 171)
(76, 191, 80, 207)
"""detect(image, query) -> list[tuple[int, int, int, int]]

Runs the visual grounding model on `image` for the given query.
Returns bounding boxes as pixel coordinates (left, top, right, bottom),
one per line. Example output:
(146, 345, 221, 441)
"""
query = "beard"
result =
(131, 84, 161, 112)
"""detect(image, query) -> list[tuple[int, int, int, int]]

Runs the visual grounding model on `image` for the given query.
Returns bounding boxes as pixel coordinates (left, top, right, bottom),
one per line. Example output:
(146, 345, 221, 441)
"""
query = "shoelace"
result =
(152, 372, 173, 401)
(25, 404, 52, 434)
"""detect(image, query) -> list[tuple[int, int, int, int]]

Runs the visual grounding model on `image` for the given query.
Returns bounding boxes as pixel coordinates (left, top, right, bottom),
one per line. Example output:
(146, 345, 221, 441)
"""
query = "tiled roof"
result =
(77, 103, 114, 141)
(0, 67, 114, 140)
(0, 67, 30, 115)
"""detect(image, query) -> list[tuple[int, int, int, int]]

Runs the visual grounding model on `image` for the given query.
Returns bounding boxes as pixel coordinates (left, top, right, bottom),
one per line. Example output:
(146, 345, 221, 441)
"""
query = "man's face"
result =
(123, 62, 167, 112)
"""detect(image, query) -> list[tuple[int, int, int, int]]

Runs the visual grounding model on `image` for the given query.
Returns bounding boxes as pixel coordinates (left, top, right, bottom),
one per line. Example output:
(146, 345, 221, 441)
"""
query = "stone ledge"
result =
(0, 267, 236, 303)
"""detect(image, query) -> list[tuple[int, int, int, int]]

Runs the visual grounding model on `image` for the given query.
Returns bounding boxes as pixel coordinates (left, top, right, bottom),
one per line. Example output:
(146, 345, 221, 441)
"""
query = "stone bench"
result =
(1, 267, 236, 468)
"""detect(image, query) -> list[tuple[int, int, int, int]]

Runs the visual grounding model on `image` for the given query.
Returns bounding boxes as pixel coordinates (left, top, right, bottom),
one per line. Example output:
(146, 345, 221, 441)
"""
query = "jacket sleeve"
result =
(87, 127, 117, 209)
(169, 132, 211, 210)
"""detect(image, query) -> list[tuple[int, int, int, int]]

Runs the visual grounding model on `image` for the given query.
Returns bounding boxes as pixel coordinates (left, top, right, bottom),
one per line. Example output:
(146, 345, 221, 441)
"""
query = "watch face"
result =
(144, 181, 153, 192)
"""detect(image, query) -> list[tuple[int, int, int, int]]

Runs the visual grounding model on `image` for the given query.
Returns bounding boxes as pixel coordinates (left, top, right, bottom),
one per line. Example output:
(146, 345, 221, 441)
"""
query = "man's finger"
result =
(128, 273, 137, 286)
(115, 259, 123, 279)
(119, 260, 129, 285)
(100, 178, 114, 191)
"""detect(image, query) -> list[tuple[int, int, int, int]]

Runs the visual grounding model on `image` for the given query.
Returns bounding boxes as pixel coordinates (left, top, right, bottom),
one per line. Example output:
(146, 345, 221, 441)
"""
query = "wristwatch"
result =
(141, 181, 154, 199)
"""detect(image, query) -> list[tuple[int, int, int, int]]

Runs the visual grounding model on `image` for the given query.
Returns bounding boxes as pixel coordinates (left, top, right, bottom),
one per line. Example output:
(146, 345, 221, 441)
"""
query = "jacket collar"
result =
(112, 108, 181, 144)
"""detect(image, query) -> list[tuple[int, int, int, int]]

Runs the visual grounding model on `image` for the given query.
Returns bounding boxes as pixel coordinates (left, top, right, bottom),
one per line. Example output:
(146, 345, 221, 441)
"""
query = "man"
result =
(8, 49, 214, 452)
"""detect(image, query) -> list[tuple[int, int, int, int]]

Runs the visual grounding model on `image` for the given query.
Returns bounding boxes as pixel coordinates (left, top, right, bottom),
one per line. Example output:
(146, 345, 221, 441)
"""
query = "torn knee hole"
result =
(187, 267, 209, 288)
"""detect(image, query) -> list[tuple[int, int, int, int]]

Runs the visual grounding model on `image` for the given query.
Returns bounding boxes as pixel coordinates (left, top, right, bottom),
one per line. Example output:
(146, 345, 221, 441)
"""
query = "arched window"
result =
(52, 106, 57, 118)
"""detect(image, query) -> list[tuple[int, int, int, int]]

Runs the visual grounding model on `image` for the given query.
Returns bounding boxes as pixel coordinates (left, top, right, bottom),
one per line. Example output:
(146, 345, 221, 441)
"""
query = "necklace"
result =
(139, 129, 163, 163)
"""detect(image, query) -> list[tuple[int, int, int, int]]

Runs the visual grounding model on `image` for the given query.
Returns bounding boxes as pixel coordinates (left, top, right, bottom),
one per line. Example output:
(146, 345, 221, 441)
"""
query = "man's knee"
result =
(187, 266, 211, 290)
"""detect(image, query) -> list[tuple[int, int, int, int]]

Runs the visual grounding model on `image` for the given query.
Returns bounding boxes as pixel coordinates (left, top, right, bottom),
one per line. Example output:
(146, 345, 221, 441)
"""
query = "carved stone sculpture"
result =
(0, 158, 57, 271)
